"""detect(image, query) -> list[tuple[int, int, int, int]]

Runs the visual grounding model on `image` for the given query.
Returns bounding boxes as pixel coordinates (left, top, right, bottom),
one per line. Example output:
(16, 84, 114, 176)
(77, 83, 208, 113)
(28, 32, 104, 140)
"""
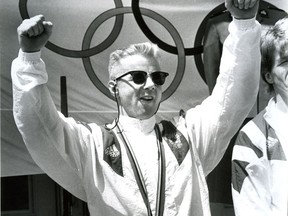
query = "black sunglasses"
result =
(116, 70, 169, 86)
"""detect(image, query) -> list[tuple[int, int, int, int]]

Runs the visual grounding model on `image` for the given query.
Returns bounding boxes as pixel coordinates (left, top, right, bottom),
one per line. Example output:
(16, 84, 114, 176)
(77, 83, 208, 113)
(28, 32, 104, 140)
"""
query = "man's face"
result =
(271, 44, 288, 99)
(115, 54, 163, 120)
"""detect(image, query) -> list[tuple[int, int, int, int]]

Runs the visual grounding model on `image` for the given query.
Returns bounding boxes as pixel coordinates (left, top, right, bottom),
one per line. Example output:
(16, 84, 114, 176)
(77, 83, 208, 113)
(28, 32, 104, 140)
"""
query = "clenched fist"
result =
(17, 15, 53, 52)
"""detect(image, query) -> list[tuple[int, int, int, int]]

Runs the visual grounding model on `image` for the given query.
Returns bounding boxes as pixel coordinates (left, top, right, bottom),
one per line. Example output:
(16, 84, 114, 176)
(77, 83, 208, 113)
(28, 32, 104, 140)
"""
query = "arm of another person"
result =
(231, 121, 272, 216)
(203, 12, 230, 94)
(185, 0, 261, 175)
(12, 15, 100, 201)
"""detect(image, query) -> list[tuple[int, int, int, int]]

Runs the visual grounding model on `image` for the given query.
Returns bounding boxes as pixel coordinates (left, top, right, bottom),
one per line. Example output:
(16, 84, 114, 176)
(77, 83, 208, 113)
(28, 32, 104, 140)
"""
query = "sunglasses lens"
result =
(151, 72, 168, 85)
(128, 71, 168, 85)
(131, 71, 147, 84)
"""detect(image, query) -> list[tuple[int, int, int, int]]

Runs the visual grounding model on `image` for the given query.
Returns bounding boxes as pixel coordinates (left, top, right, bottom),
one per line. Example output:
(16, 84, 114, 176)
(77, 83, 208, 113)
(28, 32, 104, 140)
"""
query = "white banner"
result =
(1, 0, 287, 176)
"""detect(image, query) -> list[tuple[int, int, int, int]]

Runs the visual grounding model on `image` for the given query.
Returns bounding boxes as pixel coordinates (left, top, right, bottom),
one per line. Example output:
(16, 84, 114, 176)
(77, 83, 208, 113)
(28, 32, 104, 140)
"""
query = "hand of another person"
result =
(17, 15, 53, 53)
(225, 0, 259, 19)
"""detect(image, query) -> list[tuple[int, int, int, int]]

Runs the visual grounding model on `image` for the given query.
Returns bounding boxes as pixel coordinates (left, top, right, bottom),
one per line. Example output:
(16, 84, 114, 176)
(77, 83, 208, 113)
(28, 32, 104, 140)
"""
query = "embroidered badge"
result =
(104, 144, 120, 158)
(166, 133, 183, 149)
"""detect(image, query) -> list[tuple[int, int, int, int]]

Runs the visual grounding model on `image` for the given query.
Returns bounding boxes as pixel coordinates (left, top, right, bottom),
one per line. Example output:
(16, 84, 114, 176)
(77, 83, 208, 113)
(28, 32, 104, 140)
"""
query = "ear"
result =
(264, 72, 274, 84)
(108, 80, 118, 96)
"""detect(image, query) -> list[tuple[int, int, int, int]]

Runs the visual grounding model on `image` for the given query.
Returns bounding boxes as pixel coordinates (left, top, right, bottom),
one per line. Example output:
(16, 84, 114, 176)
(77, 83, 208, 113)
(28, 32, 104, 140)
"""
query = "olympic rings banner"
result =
(1, 0, 287, 176)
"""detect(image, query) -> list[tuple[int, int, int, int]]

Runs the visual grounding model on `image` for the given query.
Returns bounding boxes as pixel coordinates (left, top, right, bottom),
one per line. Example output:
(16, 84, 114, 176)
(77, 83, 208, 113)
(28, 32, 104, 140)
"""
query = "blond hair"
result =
(108, 42, 160, 80)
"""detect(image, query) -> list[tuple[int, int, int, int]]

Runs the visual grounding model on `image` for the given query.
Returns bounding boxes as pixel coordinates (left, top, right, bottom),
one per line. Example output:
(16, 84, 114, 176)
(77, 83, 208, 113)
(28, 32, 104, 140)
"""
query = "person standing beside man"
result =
(12, 0, 260, 215)
(231, 17, 288, 216)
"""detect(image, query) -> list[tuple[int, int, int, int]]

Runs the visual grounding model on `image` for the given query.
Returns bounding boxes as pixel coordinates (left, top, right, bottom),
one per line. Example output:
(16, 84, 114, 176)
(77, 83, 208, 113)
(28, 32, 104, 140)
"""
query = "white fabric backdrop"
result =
(1, 0, 287, 176)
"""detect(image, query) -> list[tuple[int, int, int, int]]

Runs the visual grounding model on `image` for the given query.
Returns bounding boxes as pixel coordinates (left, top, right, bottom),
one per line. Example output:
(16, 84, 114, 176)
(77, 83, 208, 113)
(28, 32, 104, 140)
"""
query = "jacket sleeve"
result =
(185, 17, 261, 175)
(11, 50, 93, 201)
(231, 128, 272, 216)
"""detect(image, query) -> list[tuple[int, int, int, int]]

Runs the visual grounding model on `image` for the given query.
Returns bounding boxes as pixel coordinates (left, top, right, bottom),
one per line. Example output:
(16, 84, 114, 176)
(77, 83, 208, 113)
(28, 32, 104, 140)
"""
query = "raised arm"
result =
(12, 15, 89, 200)
(185, 0, 261, 175)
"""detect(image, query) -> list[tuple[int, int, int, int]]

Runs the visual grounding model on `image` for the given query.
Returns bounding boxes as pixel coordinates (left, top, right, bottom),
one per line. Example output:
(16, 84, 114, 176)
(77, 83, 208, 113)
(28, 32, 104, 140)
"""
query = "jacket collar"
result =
(118, 115, 156, 134)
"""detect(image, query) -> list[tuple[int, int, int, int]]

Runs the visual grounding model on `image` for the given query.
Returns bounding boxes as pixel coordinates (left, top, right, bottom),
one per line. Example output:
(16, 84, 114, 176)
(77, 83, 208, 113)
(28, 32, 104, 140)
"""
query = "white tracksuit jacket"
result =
(232, 97, 288, 216)
(12, 18, 261, 216)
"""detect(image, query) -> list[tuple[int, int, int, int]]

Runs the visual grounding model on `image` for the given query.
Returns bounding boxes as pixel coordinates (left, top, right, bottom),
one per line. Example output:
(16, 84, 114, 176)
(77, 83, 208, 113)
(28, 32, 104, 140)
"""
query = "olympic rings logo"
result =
(19, 0, 227, 101)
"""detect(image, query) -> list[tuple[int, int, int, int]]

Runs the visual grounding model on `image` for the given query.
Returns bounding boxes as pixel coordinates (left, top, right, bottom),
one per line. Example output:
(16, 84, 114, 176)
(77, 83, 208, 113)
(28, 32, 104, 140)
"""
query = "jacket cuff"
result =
(18, 49, 41, 62)
(232, 17, 257, 31)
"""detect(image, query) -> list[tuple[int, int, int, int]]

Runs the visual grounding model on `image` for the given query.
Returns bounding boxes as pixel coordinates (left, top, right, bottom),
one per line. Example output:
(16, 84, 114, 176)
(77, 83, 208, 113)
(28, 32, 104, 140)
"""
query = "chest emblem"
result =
(104, 144, 120, 158)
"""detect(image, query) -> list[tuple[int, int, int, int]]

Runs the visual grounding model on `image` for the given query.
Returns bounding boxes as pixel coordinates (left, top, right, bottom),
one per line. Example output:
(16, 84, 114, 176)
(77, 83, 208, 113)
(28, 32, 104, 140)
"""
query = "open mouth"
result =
(140, 96, 154, 101)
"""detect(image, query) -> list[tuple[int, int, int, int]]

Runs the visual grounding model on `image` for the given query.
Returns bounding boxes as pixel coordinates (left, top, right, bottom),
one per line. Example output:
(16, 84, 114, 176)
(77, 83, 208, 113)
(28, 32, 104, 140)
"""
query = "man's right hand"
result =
(17, 15, 53, 53)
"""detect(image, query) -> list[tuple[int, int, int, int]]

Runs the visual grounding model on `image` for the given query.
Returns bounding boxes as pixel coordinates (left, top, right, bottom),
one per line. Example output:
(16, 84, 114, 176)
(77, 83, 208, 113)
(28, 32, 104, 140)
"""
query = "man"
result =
(12, 0, 260, 215)
(231, 17, 288, 216)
